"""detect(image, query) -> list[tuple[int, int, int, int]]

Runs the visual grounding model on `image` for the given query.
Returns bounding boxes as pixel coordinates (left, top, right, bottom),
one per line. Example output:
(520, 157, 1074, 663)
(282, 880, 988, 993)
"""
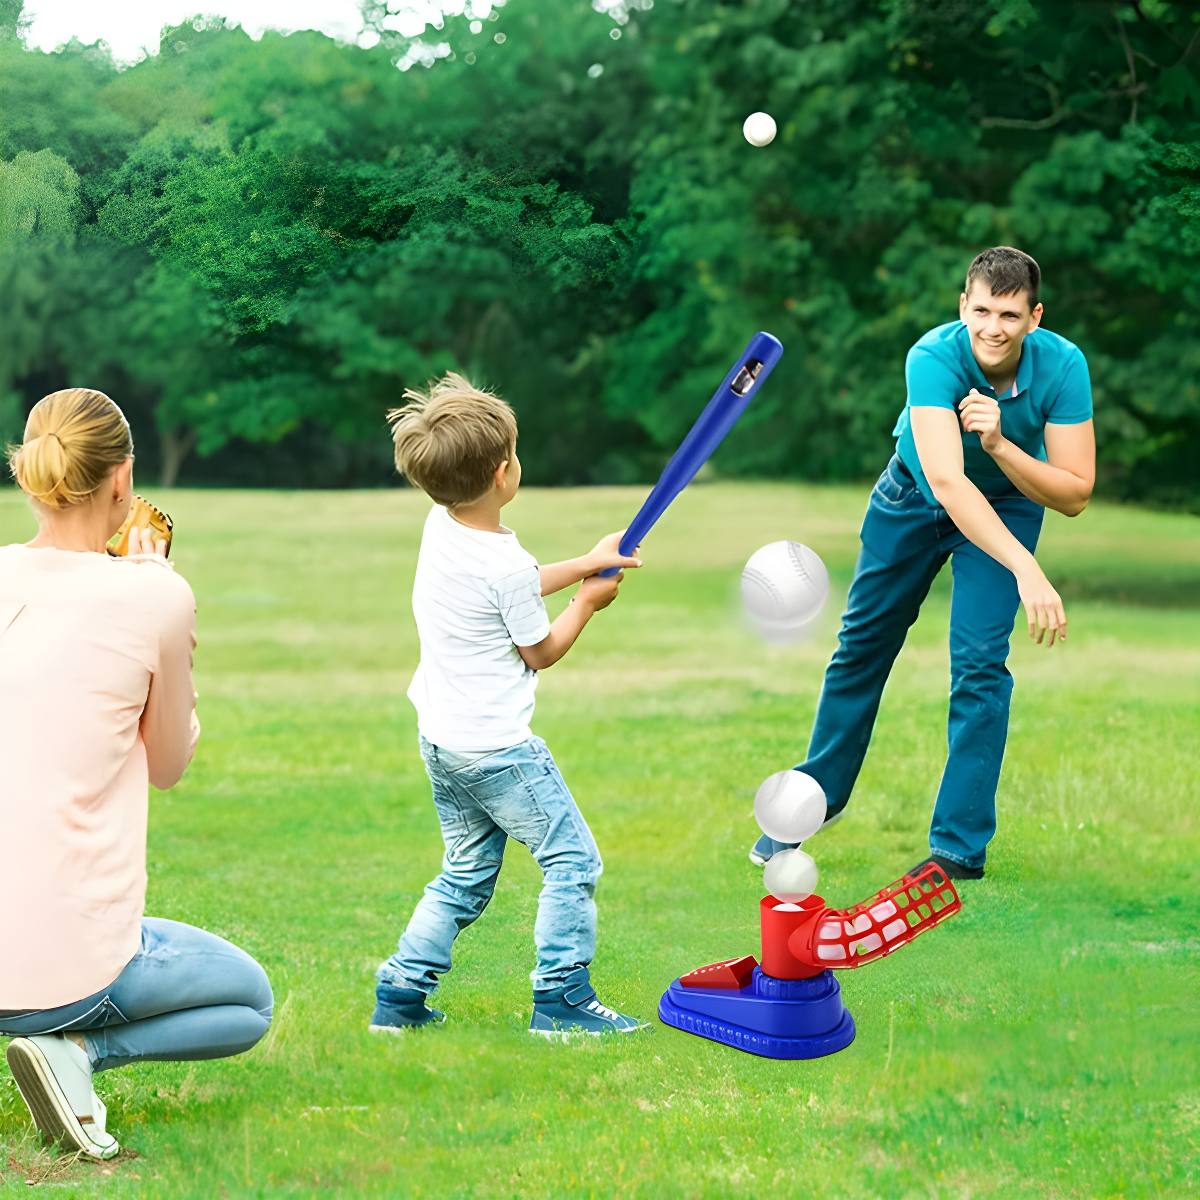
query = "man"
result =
(751, 246, 1095, 880)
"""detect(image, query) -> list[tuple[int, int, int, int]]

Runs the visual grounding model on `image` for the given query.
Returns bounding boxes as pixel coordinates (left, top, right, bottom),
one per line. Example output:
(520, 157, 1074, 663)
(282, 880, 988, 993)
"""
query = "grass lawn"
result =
(1, 482, 1197, 1198)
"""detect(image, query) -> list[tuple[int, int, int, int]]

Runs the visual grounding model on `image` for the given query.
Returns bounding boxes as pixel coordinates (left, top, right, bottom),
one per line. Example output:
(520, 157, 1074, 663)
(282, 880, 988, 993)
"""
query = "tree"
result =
(0, 0, 1195, 500)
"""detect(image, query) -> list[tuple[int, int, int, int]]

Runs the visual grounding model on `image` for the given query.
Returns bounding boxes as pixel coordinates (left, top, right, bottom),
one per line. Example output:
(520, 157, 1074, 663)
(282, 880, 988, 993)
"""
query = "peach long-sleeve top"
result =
(0, 544, 200, 1011)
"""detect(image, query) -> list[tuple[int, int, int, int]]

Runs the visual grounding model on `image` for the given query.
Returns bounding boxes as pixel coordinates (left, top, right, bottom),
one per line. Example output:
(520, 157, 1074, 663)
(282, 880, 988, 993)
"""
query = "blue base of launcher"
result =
(658, 967, 856, 1060)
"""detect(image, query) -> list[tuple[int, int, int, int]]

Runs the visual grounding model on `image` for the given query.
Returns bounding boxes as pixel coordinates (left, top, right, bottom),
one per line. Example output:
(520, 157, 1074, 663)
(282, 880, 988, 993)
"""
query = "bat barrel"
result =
(600, 332, 784, 577)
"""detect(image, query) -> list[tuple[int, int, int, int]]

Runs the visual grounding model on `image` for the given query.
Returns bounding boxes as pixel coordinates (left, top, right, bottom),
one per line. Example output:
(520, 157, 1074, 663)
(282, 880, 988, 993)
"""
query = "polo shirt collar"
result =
(1013, 340, 1033, 395)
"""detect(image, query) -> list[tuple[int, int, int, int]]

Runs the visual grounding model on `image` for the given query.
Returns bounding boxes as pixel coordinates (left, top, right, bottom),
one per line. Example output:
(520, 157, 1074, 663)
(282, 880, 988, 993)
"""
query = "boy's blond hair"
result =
(387, 372, 518, 507)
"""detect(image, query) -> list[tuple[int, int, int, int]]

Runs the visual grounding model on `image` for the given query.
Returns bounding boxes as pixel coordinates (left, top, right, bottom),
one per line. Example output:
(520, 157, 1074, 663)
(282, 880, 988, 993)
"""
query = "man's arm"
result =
(517, 573, 623, 670)
(910, 406, 1067, 646)
(958, 390, 1095, 516)
(539, 531, 640, 597)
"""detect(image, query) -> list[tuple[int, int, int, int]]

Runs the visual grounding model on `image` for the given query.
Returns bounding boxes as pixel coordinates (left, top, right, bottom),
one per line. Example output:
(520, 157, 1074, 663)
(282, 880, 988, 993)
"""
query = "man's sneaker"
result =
(909, 853, 984, 881)
(748, 808, 845, 866)
(529, 968, 650, 1039)
(369, 983, 446, 1032)
(749, 833, 792, 866)
(6, 1034, 119, 1160)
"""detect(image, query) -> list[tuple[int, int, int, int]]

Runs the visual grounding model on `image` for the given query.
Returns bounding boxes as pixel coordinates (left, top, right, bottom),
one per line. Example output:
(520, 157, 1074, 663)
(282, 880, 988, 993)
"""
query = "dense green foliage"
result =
(1, 0, 1198, 498)
(2, 482, 1198, 1196)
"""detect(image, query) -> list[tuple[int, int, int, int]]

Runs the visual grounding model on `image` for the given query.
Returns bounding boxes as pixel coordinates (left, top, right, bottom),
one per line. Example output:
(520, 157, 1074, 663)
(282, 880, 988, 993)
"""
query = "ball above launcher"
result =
(754, 769, 827, 843)
(764, 848, 819, 904)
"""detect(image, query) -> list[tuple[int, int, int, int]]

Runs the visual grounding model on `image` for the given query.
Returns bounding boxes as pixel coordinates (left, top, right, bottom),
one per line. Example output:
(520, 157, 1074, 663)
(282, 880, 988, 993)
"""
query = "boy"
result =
(371, 373, 648, 1037)
(751, 247, 1095, 879)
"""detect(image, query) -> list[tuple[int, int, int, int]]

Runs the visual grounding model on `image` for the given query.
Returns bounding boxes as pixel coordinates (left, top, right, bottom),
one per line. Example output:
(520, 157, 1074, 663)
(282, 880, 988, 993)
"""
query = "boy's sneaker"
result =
(909, 853, 984, 881)
(369, 983, 446, 1032)
(529, 968, 649, 1039)
(6, 1034, 119, 1160)
(748, 807, 845, 866)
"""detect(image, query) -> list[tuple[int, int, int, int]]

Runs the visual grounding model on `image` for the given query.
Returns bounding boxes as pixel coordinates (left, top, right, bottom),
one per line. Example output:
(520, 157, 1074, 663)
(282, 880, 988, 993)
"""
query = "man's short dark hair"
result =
(965, 246, 1040, 310)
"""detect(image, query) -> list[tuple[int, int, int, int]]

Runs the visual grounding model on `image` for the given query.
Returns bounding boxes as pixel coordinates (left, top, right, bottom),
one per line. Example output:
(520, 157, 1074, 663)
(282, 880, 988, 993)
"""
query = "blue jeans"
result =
(0, 918, 273, 1072)
(378, 735, 604, 994)
(799, 455, 1044, 869)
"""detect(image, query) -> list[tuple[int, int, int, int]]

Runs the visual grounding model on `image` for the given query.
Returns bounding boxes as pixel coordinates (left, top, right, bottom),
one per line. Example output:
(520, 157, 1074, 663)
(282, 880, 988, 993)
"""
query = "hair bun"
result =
(7, 389, 133, 509)
(18, 431, 71, 500)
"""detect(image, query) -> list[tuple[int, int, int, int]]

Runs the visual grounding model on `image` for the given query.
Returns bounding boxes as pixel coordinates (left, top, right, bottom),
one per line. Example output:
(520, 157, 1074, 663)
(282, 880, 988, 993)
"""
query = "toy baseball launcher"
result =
(659, 862, 962, 1059)
(600, 332, 784, 577)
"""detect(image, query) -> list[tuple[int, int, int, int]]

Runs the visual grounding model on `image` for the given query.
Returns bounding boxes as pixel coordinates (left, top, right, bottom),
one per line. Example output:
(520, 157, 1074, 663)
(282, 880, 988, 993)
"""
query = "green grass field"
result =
(1, 483, 1197, 1198)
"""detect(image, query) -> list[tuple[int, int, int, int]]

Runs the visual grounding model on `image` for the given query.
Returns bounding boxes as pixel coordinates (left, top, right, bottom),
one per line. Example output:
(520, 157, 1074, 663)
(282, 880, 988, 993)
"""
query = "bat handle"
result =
(597, 531, 641, 579)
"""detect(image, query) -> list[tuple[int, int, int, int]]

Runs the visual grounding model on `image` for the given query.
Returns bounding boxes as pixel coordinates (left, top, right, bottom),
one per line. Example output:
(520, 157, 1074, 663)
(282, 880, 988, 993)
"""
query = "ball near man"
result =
(742, 540, 830, 643)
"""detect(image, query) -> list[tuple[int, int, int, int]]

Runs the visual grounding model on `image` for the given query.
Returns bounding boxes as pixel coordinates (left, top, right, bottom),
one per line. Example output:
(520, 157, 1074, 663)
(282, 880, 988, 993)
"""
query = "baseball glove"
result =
(107, 494, 174, 558)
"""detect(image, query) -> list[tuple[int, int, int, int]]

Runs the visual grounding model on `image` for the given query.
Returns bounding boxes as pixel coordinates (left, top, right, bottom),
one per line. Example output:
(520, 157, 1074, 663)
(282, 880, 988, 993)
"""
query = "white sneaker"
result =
(5, 1035, 120, 1160)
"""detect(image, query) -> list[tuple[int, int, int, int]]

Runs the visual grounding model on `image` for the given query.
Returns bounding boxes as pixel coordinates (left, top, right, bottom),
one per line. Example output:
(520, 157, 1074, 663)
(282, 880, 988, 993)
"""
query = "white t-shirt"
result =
(406, 505, 552, 752)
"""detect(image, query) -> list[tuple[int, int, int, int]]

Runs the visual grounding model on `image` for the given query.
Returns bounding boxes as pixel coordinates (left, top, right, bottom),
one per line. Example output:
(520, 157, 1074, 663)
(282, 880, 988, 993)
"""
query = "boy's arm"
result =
(517, 573, 622, 670)
(539, 532, 641, 596)
(910, 406, 1067, 646)
(958, 390, 1095, 516)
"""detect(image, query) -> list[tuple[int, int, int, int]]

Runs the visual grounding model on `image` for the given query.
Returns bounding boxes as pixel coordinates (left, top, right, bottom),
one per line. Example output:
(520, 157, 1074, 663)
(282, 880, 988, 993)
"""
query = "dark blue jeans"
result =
(798, 456, 1044, 869)
(0, 918, 272, 1072)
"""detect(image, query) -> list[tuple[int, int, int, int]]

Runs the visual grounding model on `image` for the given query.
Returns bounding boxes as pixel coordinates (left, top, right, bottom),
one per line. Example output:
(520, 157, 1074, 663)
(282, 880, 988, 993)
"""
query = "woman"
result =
(0, 389, 272, 1161)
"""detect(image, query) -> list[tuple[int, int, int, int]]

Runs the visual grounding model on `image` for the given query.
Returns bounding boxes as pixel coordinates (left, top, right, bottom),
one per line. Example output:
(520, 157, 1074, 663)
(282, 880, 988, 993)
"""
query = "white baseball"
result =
(764, 848, 819, 903)
(754, 769, 827, 843)
(743, 112, 777, 147)
(741, 541, 829, 643)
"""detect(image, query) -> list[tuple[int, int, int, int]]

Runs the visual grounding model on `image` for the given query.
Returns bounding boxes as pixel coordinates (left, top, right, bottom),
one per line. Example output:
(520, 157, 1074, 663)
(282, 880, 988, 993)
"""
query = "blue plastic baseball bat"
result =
(600, 331, 784, 577)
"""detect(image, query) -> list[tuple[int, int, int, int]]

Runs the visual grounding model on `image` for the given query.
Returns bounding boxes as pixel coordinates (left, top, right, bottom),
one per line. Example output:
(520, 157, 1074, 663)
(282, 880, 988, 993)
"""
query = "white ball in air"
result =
(764, 848, 819, 903)
(743, 112, 777, 147)
(742, 540, 830, 644)
(754, 769, 827, 843)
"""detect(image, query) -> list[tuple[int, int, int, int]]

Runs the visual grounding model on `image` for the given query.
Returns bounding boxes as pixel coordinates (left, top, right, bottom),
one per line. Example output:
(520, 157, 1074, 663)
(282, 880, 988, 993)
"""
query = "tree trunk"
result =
(159, 427, 197, 488)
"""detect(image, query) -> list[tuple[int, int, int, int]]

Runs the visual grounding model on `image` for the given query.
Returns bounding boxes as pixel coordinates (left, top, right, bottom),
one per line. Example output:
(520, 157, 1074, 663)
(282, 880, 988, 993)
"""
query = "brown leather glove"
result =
(107, 495, 174, 558)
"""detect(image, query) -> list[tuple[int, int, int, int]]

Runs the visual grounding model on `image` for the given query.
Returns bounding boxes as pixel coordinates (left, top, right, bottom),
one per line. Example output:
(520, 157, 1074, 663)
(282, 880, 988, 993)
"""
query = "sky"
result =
(24, 0, 368, 63)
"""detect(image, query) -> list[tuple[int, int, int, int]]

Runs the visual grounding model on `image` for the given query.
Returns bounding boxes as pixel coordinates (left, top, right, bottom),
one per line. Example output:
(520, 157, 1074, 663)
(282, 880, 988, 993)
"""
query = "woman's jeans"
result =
(0, 918, 273, 1072)
(377, 735, 603, 995)
(799, 455, 1044, 869)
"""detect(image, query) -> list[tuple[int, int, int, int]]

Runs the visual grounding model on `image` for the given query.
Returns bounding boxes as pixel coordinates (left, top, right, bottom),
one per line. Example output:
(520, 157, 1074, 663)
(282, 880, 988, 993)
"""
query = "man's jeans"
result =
(0, 918, 273, 1072)
(799, 455, 1044, 869)
(378, 735, 603, 995)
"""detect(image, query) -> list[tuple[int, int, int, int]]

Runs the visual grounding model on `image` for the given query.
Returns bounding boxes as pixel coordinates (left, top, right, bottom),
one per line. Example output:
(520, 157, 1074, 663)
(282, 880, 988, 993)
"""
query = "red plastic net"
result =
(791, 861, 962, 970)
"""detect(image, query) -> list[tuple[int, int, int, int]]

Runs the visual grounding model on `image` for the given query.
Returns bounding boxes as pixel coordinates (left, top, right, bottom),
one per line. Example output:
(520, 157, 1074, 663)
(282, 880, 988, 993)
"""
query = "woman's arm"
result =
(910, 406, 1067, 645)
(140, 571, 201, 790)
(538, 531, 641, 596)
(958, 390, 1095, 516)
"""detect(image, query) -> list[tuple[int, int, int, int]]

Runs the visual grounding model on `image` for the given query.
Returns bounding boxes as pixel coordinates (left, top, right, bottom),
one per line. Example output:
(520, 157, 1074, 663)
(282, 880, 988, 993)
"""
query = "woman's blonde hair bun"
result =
(8, 389, 133, 509)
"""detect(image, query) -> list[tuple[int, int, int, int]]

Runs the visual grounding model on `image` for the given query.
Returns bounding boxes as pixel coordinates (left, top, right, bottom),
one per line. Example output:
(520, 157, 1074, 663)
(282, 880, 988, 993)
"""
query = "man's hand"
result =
(577, 570, 623, 612)
(911, 405, 1070, 649)
(1016, 564, 1067, 646)
(584, 531, 642, 575)
(958, 389, 1004, 455)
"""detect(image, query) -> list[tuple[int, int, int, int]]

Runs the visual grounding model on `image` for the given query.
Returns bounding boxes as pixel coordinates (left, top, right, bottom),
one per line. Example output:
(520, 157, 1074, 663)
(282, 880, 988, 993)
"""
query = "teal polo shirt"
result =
(893, 321, 1093, 506)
